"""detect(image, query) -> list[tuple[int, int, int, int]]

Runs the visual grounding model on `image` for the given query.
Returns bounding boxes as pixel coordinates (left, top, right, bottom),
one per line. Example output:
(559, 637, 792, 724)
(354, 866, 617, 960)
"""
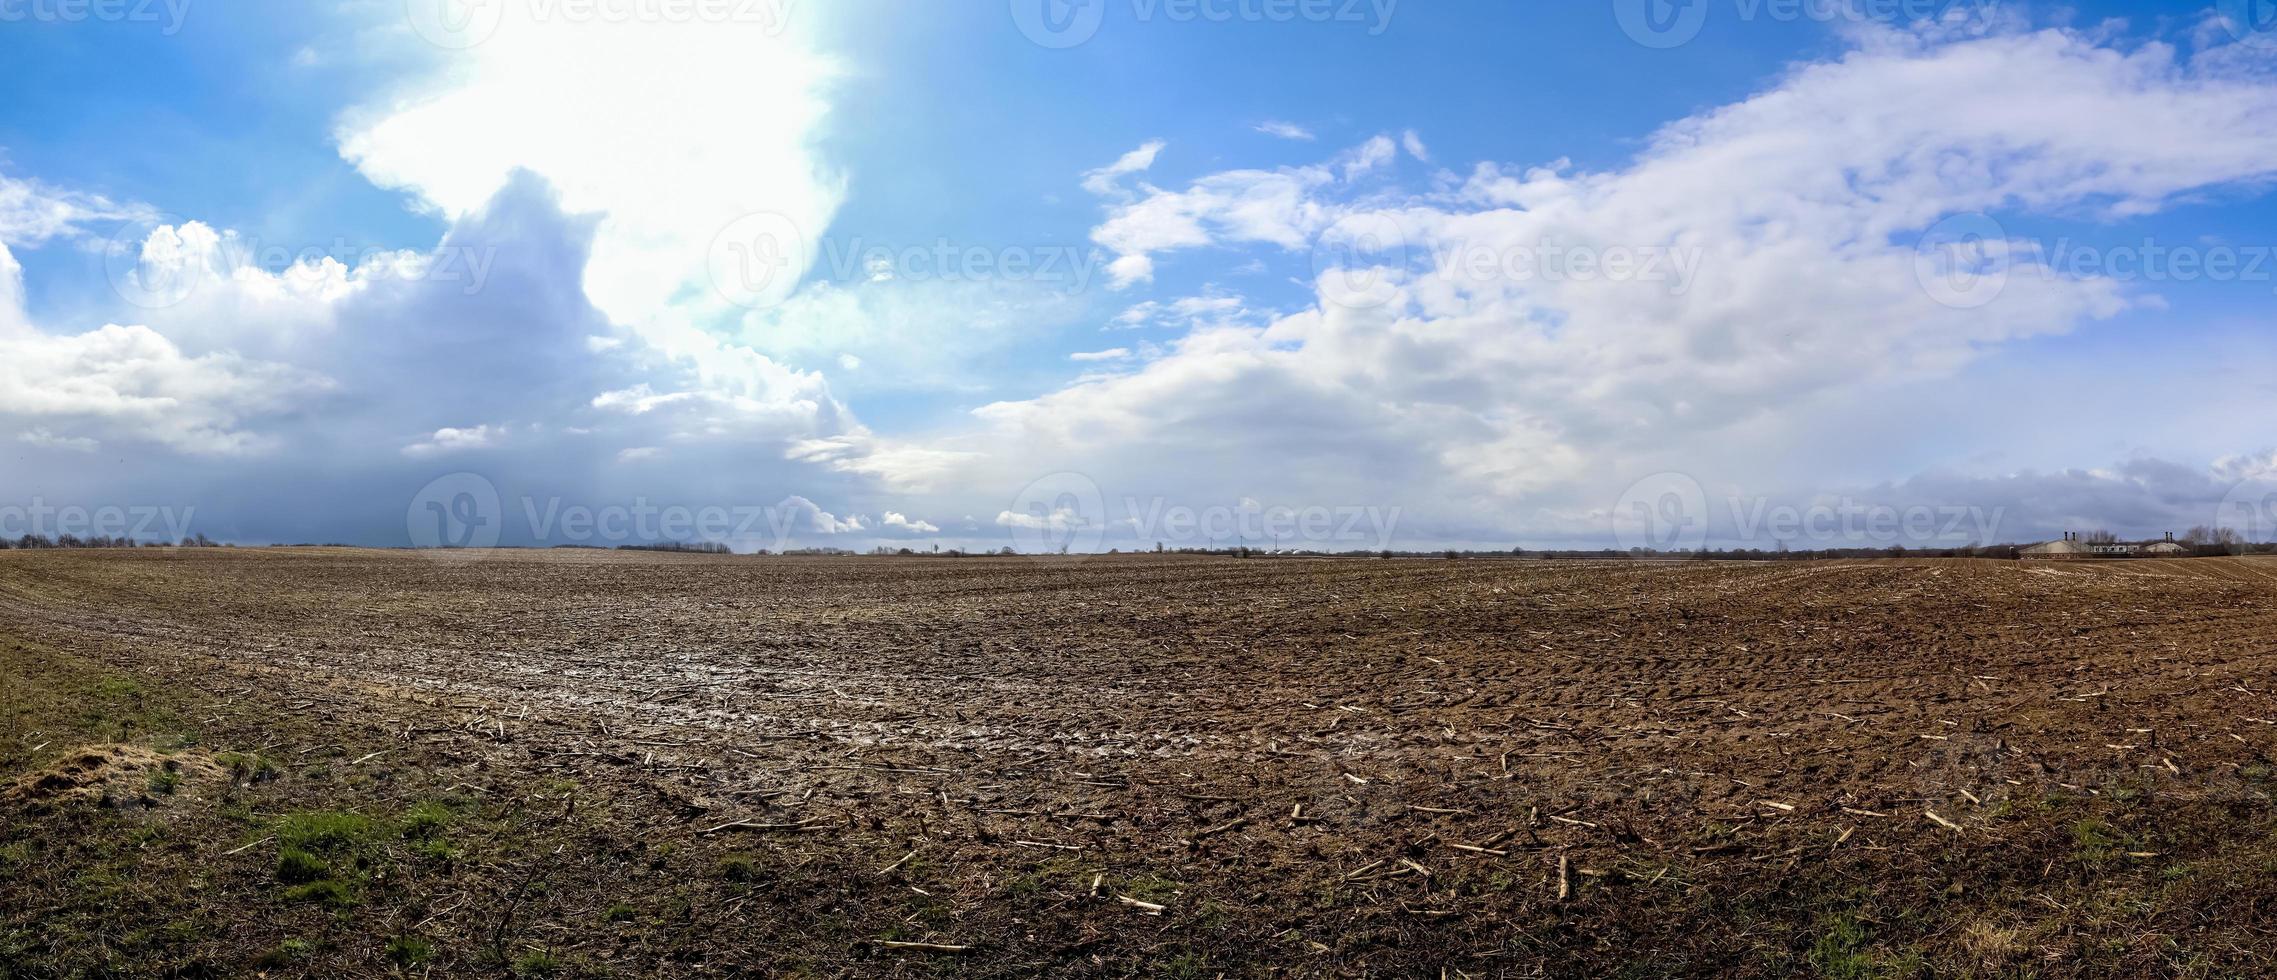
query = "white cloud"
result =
(1114, 293, 1258, 330)
(1401, 130, 1429, 162)
(1070, 348, 1131, 362)
(591, 384, 693, 415)
(882, 511, 940, 534)
(0, 172, 148, 247)
(0, 240, 329, 456)
(934, 22, 2277, 544)
(102, 220, 430, 359)
(1086, 136, 1411, 287)
(778, 495, 864, 534)
(0, 321, 326, 456)
(1255, 120, 1316, 141)
(338, 5, 845, 396)
(17, 429, 97, 453)
(1340, 135, 1398, 181)
(735, 276, 1087, 392)
(785, 433, 977, 494)
(1080, 140, 1166, 198)
(402, 424, 505, 457)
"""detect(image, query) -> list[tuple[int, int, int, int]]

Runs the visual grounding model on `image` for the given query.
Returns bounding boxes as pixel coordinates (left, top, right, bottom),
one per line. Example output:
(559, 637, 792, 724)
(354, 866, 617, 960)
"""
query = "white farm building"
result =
(2019, 532, 2193, 560)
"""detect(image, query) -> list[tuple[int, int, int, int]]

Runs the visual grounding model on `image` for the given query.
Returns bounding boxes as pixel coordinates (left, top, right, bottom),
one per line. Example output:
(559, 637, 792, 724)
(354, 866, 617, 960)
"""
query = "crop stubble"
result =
(5, 549, 2277, 972)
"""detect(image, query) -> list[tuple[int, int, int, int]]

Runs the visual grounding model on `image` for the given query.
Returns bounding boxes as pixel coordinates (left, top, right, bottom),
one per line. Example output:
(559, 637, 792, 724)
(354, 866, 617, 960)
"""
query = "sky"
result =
(3, 0, 2277, 554)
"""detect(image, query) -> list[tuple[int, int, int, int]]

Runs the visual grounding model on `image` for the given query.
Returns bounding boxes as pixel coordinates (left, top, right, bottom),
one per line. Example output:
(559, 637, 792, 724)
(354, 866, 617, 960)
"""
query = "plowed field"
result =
(5, 549, 2277, 976)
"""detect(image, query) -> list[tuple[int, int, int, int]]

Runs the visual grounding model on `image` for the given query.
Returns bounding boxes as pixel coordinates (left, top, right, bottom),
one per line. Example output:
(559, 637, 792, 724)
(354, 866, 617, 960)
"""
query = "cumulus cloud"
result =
(1080, 140, 1166, 198)
(880, 21, 2277, 547)
(13, 14, 2277, 555)
(0, 172, 149, 246)
(339, 9, 842, 328)
(17, 429, 98, 453)
(402, 425, 505, 457)
(0, 239, 330, 456)
(1113, 293, 1258, 330)
(881, 511, 940, 534)
(1086, 135, 1420, 287)
(1401, 130, 1429, 162)
(1255, 120, 1315, 141)
(779, 495, 865, 534)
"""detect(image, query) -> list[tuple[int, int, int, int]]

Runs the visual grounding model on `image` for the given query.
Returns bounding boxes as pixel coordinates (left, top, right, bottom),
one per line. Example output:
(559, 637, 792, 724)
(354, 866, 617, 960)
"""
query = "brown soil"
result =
(3, 549, 2276, 977)
(4, 744, 221, 810)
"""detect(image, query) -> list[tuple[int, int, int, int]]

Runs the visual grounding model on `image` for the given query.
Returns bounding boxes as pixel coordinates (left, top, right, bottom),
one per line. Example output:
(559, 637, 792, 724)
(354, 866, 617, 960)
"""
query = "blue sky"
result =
(3, 1, 2276, 552)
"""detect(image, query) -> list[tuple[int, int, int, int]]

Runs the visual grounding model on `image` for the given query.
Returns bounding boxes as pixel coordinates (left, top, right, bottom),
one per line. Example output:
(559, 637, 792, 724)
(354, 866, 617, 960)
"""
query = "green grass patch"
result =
(387, 934, 437, 966)
(147, 765, 183, 796)
(255, 938, 316, 968)
(513, 949, 564, 976)
(276, 811, 379, 853)
(401, 801, 454, 840)
(281, 879, 357, 908)
(274, 846, 329, 885)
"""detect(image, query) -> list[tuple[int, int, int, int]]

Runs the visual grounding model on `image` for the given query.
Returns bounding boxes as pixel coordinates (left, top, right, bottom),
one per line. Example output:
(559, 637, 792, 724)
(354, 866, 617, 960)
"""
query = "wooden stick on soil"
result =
(1116, 895, 1167, 915)
(1186, 816, 1248, 843)
(872, 941, 973, 953)
(700, 818, 824, 835)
